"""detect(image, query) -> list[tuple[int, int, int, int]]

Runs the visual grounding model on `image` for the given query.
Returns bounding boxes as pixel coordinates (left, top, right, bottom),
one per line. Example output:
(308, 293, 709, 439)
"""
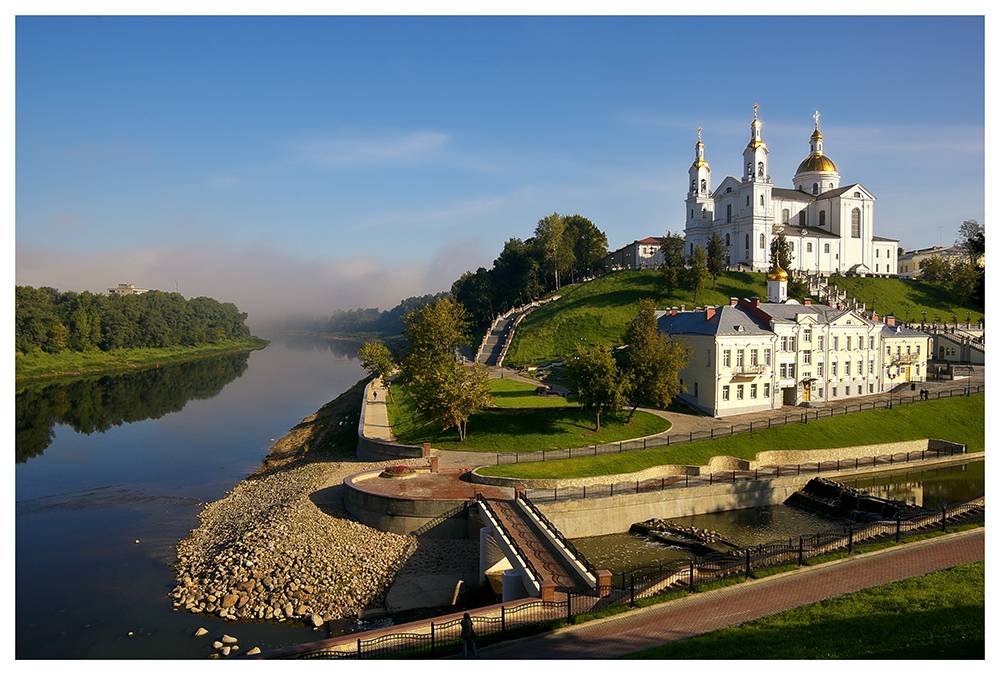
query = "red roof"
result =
(635, 236, 663, 245)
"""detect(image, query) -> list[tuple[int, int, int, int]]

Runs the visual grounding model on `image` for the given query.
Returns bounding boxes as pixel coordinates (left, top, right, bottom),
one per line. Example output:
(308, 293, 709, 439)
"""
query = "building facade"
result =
(108, 283, 149, 296)
(604, 237, 665, 271)
(658, 264, 930, 417)
(682, 106, 899, 277)
(897, 245, 982, 278)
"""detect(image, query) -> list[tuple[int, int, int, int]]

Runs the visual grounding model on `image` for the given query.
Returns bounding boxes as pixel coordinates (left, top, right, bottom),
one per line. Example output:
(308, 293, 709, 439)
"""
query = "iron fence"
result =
(288, 497, 982, 660)
(494, 384, 983, 466)
(525, 440, 968, 502)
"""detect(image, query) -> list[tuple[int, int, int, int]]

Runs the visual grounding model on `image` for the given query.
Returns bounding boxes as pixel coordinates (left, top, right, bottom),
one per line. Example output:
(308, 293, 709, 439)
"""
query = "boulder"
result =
(309, 614, 324, 628)
(194, 627, 208, 637)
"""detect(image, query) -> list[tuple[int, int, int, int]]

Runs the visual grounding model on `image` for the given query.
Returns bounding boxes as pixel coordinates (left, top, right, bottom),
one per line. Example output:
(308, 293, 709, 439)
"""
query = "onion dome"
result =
(767, 261, 789, 282)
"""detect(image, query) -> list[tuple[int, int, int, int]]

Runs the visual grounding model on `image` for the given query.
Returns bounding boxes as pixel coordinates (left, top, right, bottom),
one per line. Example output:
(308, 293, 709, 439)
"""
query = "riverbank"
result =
(15, 337, 270, 382)
(172, 454, 419, 629)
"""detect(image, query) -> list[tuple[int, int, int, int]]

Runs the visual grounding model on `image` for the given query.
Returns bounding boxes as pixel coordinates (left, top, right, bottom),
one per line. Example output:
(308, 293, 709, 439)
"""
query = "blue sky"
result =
(16, 15, 984, 322)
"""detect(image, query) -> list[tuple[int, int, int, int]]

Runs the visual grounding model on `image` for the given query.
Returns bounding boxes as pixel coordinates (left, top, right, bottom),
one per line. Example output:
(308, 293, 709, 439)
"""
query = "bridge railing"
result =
(520, 495, 600, 583)
(291, 497, 983, 659)
(494, 384, 983, 466)
(525, 441, 969, 503)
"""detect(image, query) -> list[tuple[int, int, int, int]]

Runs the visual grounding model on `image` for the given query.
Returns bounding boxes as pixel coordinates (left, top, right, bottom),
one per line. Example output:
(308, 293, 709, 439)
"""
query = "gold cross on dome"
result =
(752, 102, 760, 119)
(697, 126, 702, 141)
(813, 110, 821, 128)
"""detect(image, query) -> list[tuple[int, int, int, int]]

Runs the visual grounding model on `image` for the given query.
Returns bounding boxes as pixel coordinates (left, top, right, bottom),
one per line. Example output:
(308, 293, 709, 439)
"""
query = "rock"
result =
(283, 602, 294, 617)
(208, 653, 220, 659)
(246, 646, 261, 656)
(220, 646, 231, 656)
(222, 634, 237, 644)
(212, 641, 223, 649)
(194, 627, 208, 637)
(309, 614, 324, 628)
(221, 593, 238, 609)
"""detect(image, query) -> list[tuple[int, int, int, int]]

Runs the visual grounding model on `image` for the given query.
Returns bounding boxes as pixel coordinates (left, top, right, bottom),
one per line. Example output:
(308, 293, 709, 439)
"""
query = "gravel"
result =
(171, 454, 419, 625)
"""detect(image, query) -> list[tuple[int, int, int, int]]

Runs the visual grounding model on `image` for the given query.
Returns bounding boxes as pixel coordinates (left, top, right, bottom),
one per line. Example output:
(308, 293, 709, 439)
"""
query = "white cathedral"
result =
(683, 105, 899, 277)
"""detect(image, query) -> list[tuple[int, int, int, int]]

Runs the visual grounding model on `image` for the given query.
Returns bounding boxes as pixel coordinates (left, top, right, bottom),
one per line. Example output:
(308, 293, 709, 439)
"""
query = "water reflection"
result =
(842, 460, 984, 508)
(272, 333, 363, 359)
(15, 352, 252, 462)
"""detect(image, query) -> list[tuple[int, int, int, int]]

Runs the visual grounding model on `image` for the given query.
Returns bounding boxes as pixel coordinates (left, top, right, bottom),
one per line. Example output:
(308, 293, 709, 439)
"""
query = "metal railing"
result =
(493, 384, 983, 466)
(525, 441, 968, 503)
(520, 495, 600, 581)
(290, 497, 983, 659)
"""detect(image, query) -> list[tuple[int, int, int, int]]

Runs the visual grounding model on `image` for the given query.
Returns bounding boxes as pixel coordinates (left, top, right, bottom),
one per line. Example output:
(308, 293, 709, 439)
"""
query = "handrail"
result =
(520, 495, 600, 581)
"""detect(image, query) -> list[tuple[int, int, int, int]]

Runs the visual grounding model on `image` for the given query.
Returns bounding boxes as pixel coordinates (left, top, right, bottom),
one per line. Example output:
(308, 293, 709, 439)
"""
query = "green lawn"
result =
(15, 337, 270, 382)
(830, 275, 983, 323)
(386, 380, 670, 452)
(489, 378, 573, 408)
(479, 392, 984, 478)
(504, 270, 767, 366)
(627, 561, 984, 659)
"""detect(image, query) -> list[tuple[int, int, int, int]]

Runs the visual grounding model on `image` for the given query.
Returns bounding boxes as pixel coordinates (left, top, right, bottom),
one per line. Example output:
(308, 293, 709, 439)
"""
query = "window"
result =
(818, 387, 824, 398)
(824, 243, 830, 254)
(726, 187, 732, 193)
(764, 348, 772, 365)
(700, 179, 706, 192)
(723, 349, 731, 367)
(736, 349, 745, 367)
(858, 360, 863, 374)
(759, 194, 764, 206)
(750, 349, 759, 366)
(764, 383, 770, 398)
(869, 360, 874, 374)
(746, 195, 750, 207)
(817, 362, 824, 377)
(737, 384, 744, 400)
(745, 234, 750, 249)
(819, 210, 826, 226)
(869, 337, 876, 350)
(804, 329, 812, 342)
(722, 386, 730, 401)
(833, 386, 838, 397)
(690, 209, 694, 219)
(851, 208, 861, 238)
(854, 191, 861, 198)
(817, 336, 824, 350)
(725, 233, 730, 247)
(876, 249, 880, 258)
(759, 233, 765, 249)
(812, 182, 819, 195)
(845, 361, 851, 376)
(846, 336, 852, 351)
(726, 204, 732, 223)
(869, 384, 874, 394)
(790, 241, 795, 252)
(832, 361, 838, 376)
(833, 337, 839, 350)
(758, 161, 765, 178)
(807, 242, 813, 253)
(750, 384, 758, 398)
(846, 386, 851, 396)
(782, 208, 789, 223)
(916, 345, 921, 355)
(876, 264, 879, 273)
(803, 350, 812, 365)
(694, 382, 699, 397)
(690, 243, 694, 256)
(799, 211, 806, 226)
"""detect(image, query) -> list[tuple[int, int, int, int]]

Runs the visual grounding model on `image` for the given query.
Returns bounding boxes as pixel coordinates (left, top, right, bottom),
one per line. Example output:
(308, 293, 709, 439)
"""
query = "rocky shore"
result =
(171, 454, 420, 625)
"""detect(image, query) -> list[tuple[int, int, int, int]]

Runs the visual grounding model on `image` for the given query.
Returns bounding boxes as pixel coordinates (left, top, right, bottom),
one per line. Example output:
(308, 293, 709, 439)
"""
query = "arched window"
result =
(700, 179, 707, 192)
(807, 242, 813, 253)
(812, 183, 819, 195)
(851, 208, 861, 238)
(757, 161, 764, 178)
(745, 234, 750, 249)
(759, 233, 765, 249)
(746, 162, 752, 177)
(690, 209, 694, 219)
(725, 233, 730, 247)
(691, 179, 696, 192)
(701, 208, 706, 218)
(782, 208, 789, 224)
(726, 204, 732, 223)
(798, 211, 806, 226)
(759, 194, 764, 206)
(745, 195, 750, 207)
(819, 210, 826, 226)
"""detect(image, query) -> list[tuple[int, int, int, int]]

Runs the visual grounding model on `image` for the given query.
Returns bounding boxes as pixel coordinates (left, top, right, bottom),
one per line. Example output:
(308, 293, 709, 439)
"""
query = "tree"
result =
(358, 340, 396, 394)
(919, 256, 952, 282)
(770, 234, 792, 272)
(424, 362, 493, 441)
(950, 260, 980, 305)
(705, 233, 726, 287)
(565, 344, 627, 431)
(957, 219, 985, 265)
(659, 232, 686, 292)
(687, 245, 710, 303)
(622, 300, 687, 420)
(491, 237, 544, 309)
(564, 214, 609, 281)
(451, 267, 494, 329)
(535, 212, 575, 290)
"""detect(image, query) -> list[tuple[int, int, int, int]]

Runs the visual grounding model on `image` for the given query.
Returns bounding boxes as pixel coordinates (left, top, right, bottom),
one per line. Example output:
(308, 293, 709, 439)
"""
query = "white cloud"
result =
(295, 130, 451, 168)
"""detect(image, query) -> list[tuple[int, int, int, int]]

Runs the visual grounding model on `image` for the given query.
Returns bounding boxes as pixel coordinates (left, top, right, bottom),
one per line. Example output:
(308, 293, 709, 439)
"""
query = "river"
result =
(15, 337, 366, 658)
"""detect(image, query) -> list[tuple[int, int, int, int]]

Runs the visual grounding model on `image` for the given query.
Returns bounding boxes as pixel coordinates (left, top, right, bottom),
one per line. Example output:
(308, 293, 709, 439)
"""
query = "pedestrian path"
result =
(479, 528, 984, 659)
(361, 378, 394, 441)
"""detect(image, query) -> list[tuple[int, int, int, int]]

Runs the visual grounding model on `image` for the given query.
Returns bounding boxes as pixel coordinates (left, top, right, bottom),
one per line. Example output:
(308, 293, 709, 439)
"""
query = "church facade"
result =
(683, 106, 899, 277)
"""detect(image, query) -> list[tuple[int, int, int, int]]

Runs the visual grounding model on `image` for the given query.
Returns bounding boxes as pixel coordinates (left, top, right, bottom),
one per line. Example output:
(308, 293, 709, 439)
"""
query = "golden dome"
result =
(810, 127, 823, 142)
(796, 153, 838, 174)
(767, 262, 789, 282)
(746, 139, 767, 151)
(691, 158, 710, 169)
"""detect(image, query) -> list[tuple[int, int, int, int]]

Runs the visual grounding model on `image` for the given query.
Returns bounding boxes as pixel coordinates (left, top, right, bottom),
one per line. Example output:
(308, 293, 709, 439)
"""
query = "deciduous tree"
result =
(358, 340, 396, 394)
(622, 300, 688, 419)
(688, 245, 710, 303)
(565, 343, 627, 431)
(535, 212, 575, 290)
(659, 232, 687, 293)
(706, 232, 726, 287)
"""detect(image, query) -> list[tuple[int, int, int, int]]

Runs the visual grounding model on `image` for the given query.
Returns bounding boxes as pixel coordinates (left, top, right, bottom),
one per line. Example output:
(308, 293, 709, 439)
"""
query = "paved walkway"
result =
(479, 528, 985, 659)
(361, 378, 394, 441)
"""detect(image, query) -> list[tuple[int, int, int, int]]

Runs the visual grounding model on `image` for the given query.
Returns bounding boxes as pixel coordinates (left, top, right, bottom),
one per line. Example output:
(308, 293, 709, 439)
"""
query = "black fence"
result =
(289, 498, 983, 660)
(525, 440, 968, 503)
(493, 384, 983, 466)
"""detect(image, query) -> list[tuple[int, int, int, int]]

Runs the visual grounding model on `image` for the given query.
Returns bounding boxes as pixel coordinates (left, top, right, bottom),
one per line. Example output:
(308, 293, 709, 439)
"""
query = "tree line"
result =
(917, 220, 985, 307)
(316, 293, 450, 337)
(15, 286, 253, 354)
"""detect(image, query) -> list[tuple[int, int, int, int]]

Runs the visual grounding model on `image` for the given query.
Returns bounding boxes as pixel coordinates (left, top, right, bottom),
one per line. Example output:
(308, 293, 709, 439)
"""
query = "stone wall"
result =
(471, 464, 695, 490)
(754, 439, 931, 466)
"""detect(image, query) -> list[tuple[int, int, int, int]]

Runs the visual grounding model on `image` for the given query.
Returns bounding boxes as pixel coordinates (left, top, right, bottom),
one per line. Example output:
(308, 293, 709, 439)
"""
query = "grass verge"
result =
(626, 560, 984, 659)
(16, 337, 269, 382)
(829, 275, 983, 323)
(386, 381, 670, 452)
(478, 392, 983, 478)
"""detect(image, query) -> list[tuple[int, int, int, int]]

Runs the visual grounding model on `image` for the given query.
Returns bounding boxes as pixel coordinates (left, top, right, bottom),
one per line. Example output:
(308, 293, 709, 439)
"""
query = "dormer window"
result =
(854, 191, 861, 198)
(726, 187, 732, 193)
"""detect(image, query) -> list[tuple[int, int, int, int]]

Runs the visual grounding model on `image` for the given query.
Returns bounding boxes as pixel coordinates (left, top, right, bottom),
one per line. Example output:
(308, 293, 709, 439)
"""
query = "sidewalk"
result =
(479, 528, 985, 659)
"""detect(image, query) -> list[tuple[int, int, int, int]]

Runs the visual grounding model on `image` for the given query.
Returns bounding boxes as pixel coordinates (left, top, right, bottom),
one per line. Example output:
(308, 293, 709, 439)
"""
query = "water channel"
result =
(15, 337, 366, 658)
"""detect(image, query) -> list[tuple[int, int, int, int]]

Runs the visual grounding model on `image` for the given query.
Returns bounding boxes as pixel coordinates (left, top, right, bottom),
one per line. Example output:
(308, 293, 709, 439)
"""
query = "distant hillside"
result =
(504, 270, 983, 366)
(828, 275, 983, 323)
(504, 270, 767, 366)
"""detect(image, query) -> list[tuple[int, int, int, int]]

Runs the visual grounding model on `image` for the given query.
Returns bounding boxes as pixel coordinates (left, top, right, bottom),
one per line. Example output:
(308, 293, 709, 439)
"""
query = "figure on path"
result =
(460, 612, 478, 658)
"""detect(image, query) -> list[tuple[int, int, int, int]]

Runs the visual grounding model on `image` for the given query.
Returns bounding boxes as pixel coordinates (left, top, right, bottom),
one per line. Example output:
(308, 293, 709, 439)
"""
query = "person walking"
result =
(460, 612, 478, 658)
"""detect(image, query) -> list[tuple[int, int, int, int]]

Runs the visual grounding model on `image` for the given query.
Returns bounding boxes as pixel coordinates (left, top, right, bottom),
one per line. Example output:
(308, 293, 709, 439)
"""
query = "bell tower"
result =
(685, 127, 714, 231)
(743, 103, 769, 184)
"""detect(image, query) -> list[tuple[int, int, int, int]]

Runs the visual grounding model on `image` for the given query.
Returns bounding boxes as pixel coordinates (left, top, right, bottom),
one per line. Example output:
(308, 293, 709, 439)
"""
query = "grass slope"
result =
(628, 561, 984, 659)
(386, 380, 670, 452)
(16, 337, 269, 382)
(504, 270, 766, 366)
(489, 378, 572, 408)
(829, 275, 983, 323)
(480, 392, 984, 478)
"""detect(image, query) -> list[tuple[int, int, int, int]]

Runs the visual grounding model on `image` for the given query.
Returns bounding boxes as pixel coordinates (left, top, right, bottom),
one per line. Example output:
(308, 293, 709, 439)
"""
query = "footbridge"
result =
(477, 493, 610, 601)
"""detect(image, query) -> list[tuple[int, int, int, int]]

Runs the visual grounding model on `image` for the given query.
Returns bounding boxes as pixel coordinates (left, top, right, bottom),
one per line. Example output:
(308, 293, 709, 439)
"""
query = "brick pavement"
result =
(478, 528, 985, 659)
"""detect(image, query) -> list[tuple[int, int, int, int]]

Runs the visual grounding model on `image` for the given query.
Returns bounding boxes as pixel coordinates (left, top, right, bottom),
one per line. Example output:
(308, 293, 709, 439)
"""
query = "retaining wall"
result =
(342, 470, 474, 537)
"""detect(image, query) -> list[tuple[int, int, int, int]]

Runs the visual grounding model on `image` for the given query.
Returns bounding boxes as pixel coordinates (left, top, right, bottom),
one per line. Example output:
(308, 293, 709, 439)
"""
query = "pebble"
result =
(309, 614, 324, 628)
(194, 627, 208, 637)
(212, 641, 224, 649)
(220, 646, 231, 656)
(221, 634, 238, 644)
(246, 646, 261, 656)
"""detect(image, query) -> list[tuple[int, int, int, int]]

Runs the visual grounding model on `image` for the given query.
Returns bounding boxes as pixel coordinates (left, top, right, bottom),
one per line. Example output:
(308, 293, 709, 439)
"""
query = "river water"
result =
(15, 337, 366, 658)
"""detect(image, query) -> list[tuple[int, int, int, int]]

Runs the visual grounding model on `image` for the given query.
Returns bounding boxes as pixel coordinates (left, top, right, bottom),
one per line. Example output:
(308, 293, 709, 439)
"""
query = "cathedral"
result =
(682, 105, 899, 277)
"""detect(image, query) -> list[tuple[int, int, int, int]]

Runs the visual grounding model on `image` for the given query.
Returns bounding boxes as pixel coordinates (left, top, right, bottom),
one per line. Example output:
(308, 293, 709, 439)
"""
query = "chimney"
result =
(870, 312, 879, 322)
(886, 316, 896, 327)
(705, 306, 716, 321)
(729, 297, 738, 307)
(803, 298, 812, 306)
(751, 297, 761, 308)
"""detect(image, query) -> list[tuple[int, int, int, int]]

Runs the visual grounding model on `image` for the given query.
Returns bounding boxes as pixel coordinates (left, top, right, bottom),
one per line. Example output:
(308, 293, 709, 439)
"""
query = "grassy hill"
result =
(504, 270, 767, 366)
(828, 275, 983, 323)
